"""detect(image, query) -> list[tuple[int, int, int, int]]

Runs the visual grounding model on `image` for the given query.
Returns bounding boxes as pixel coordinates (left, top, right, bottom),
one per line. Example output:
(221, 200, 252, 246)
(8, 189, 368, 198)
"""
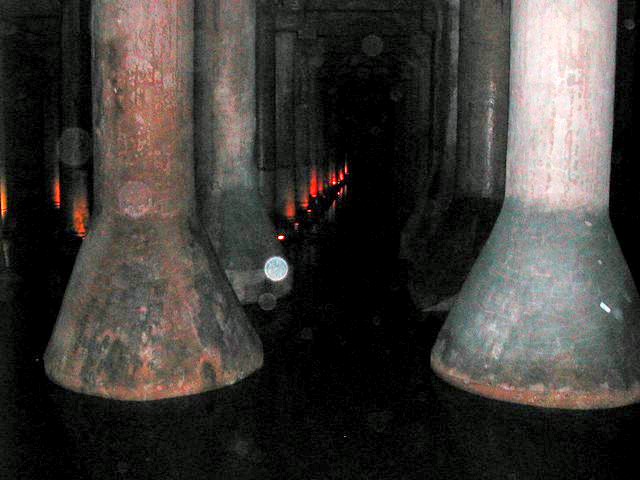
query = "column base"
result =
(226, 266, 293, 305)
(431, 199, 640, 409)
(44, 217, 263, 401)
(408, 197, 501, 312)
(432, 355, 640, 410)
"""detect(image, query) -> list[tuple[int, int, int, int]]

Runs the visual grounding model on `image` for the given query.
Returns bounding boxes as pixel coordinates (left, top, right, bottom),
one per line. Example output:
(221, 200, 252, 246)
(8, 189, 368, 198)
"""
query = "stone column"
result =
(307, 47, 325, 200)
(399, 1, 458, 260)
(432, 0, 640, 409)
(405, 0, 510, 311)
(195, 0, 291, 305)
(45, 0, 263, 401)
(275, 30, 297, 221)
(256, 0, 277, 210)
(0, 36, 7, 231)
(294, 42, 310, 210)
(43, 73, 62, 211)
(455, 0, 510, 202)
(59, 0, 92, 236)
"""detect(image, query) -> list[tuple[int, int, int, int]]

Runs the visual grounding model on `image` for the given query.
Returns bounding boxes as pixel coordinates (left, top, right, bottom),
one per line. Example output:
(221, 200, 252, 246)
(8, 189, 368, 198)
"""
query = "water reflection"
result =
(2, 236, 11, 270)
(47, 379, 265, 480)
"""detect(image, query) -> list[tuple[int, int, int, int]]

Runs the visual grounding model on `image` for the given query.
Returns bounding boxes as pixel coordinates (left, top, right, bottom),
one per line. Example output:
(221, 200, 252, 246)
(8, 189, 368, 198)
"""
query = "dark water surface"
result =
(2, 168, 639, 480)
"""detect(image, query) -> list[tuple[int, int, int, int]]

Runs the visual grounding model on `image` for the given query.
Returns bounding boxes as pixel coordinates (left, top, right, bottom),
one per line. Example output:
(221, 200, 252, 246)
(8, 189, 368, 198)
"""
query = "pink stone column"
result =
(432, 0, 640, 409)
(44, 0, 263, 400)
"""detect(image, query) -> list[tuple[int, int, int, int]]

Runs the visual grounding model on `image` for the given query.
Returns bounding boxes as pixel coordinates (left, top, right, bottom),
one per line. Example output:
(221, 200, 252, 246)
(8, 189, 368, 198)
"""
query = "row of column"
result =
(257, 4, 340, 223)
(43, 0, 640, 410)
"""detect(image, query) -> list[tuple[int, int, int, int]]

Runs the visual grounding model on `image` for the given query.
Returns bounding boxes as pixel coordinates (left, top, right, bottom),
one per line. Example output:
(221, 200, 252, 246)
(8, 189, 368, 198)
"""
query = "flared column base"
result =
(44, 217, 263, 401)
(431, 199, 640, 409)
(407, 198, 501, 312)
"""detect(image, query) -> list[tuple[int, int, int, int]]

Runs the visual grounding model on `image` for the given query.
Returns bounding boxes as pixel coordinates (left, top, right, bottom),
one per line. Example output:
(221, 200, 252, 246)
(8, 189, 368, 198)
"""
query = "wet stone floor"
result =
(2, 190, 640, 480)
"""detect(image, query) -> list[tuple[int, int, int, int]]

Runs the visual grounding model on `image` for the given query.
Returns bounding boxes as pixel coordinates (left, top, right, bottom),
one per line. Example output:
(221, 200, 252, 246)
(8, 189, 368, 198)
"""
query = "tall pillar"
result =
(45, 0, 263, 401)
(256, 0, 277, 211)
(432, 0, 640, 409)
(275, 30, 297, 221)
(405, 0, 510, 311)
(455, 0, 510, 202)
(43, 74, 62, 211)
(399, 1, 458, 260)
(294, 42, 310, 210)
(195, 0, 291, 305)
(307, 47, 325, 200)
(60, 0, 92, 236)
(0, 37, 7, 232)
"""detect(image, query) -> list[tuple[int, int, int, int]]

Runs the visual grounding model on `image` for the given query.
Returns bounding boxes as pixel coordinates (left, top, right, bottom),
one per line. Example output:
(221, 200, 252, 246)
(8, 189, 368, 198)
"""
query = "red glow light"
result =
(277, 234, 286, 241)
(310, 168, 319, 198)
(0, 177, 7, 222)
(53, 178, 61, 209)
(73, 194, 90, 238)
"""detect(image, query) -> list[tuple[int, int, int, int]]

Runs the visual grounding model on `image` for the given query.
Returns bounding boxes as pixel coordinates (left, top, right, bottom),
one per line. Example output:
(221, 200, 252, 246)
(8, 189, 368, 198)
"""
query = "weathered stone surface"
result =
(45, 0, 263, 401)
(195, 0, 291, 305)
(432, 0, 640, 409)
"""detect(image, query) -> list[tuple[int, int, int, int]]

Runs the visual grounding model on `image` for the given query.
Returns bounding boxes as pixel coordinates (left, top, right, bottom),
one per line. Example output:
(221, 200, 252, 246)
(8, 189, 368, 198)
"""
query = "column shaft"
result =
(195, 0, 291, 304)
(455, 0, 510, 201)
(275, 30, 297, 220)
(294, 43, 310, 209)
(256, 1, 277, 210)
(0, 44, 7, 229)
(60, 0, 92, 237)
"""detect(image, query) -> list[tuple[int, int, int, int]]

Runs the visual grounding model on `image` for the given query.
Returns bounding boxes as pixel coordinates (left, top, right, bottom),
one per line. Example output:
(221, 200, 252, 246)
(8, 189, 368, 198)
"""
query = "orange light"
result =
(0, 177, 7, 222)
(339, 170, 345, 182)
(310, 168, 319, 197)
(285, 198, 296, 221)
(53, 177, 61, 209)
(72, 193, 90, 238)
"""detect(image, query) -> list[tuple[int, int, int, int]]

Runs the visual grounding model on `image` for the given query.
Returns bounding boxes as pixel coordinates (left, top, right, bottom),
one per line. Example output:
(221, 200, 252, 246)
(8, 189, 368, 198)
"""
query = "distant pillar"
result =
(60, 0, 92, 236)
(294, 43, 310, 210)
(45, 0, 263, 401)
(432, 0, 640, 409)
(455, 0, 510, 203)
(195, 0, 291, 304)
(43, 72, 62, 211)
(307, 47, 325, 200)
(275, 30, 297, 221)
(0, 37, 8, 232)
(405, 0, 510, 310)
(256, 0, 277, 211)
